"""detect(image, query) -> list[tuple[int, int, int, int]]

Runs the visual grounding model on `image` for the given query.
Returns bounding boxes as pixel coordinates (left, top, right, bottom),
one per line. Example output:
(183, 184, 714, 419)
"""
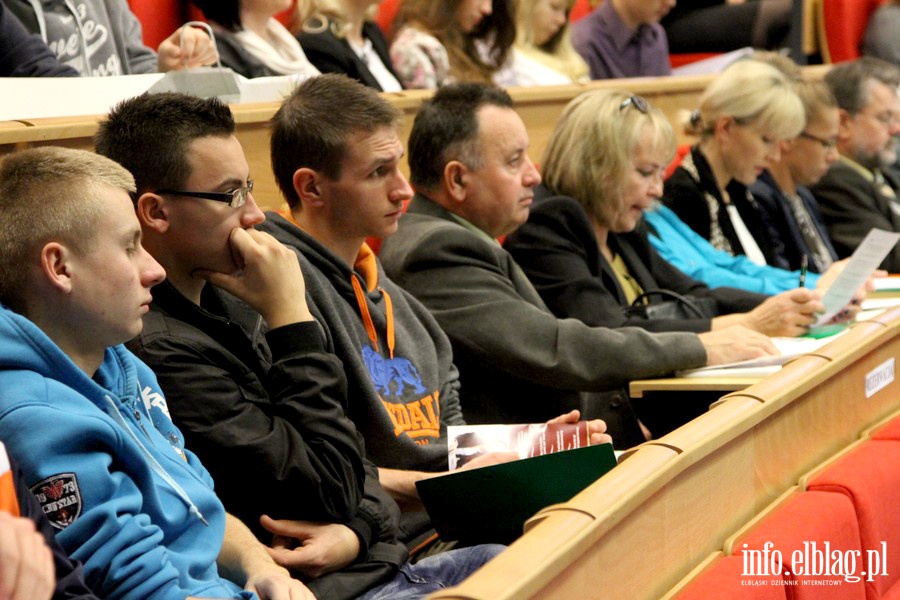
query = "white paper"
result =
(861, 297, 900, 311)
(0, 72, 304, 122)
(871, 276, 900, 291)
(671, 47, 754, 76)
(0, 74, 164, 120)
(815, 229, 900, 324)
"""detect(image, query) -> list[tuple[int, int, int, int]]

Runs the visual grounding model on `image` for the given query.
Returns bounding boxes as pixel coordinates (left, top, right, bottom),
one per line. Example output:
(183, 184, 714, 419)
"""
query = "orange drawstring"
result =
(280, 211, 397, 359)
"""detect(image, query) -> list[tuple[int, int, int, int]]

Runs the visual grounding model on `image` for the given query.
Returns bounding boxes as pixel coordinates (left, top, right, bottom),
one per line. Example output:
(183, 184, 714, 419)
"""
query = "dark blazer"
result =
(750, 170, 838, 273)
(504, 187, 765, 334)
(664, 145, 789, 269)
(810, 159, 900, 272)
(299, 21, 400, 90)
(379, 194, 706, 435)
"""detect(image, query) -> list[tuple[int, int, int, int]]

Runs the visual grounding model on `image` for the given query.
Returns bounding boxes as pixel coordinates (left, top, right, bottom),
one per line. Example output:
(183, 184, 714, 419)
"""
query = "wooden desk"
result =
(629, 314, 878, 398)
(429, 307, 900, 600)
(629, 375, 765, 398)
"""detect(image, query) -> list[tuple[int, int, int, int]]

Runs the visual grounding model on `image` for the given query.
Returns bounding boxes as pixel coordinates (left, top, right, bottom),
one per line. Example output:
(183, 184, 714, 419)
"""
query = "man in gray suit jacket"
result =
(810, 57, 900, 272)
(379, 83, 777, 441)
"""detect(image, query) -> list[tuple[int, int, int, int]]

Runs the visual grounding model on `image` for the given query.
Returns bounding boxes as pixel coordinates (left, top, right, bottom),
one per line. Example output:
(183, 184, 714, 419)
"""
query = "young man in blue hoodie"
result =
(0, 146, 311, 600)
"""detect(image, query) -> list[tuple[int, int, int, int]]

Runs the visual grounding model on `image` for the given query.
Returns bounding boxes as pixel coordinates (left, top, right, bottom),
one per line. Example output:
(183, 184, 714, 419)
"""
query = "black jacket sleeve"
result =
(131, 318, 365, 535)
(505, 194, 764, 334)
(0, 3, 78, 76)
(13, 458, 100, 600)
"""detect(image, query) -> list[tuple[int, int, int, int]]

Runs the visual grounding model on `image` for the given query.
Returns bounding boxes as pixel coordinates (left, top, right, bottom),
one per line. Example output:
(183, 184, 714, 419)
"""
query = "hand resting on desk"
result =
(698, 326, 779, 366)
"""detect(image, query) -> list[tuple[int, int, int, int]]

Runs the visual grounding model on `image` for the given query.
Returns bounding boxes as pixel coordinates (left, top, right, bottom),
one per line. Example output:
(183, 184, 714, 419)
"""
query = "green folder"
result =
(415, 443, 617, 545)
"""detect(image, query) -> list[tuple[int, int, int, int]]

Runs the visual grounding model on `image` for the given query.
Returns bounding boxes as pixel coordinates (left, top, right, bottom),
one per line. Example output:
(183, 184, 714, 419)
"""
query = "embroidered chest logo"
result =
(362, 346, 440, 444)
(30, 473, 82, 530)
(139, 386, 186, 460)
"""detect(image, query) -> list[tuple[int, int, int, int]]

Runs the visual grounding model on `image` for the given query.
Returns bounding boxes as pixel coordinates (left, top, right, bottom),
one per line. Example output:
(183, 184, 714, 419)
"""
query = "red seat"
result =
(673, 555, 786, 600)
(376, 0, 403, 37)
(806, 441, 900, 599)
(665, 143, 691, 180)
(128, 0, 186, 50)
(670, 52, 720, 69)
(569, 0, 593, 22)
(733, 491, 866, 599)
(819, 0, 886, 64)
(871, 415, 900, 441)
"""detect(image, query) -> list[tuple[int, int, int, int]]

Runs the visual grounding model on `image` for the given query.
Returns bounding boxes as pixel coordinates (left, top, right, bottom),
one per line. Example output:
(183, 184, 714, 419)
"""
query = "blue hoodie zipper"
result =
(103, 395, 209, 526)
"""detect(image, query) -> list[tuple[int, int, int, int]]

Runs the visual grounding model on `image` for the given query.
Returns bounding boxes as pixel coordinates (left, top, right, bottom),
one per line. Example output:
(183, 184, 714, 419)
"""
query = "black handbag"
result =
(625, 289, 717, 321)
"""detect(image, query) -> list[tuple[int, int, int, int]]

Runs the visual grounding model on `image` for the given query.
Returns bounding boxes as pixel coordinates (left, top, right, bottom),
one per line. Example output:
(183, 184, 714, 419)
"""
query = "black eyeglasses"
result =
(155, 180, 254, 209)
(798, 131, 837, 151)
(619, 95, 649, 114)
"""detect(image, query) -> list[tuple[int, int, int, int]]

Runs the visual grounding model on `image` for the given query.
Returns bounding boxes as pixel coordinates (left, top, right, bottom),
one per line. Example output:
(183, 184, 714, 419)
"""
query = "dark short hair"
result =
(191, 0, 242, 31)
(407, 83, 513, 191)
(95, 92, 235, 193)
(270, 74, 400, 209)
(825, 57, 900, 114)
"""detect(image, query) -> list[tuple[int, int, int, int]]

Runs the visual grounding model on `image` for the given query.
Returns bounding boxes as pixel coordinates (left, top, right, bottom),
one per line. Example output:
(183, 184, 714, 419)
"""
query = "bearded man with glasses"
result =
(810, 57, 900, 272)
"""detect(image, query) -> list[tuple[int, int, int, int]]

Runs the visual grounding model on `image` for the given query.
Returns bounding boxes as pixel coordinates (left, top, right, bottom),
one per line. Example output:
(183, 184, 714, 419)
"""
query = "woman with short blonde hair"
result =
(664, 59, 804, 267)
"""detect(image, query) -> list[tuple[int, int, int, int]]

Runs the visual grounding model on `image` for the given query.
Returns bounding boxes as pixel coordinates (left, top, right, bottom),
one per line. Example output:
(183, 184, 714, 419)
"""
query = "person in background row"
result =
(0, 146, 307, 599)
(810, 57, 900, 273)
(864, 0, 900, 67)
(191, 0, 319, 79)
(2, 0, 216, 76)
(390, 0, 515, 89)
(495, 0, 588, 86)
(0, 2, 77, 76)
(661, 0, 792, 54)
(295, 0, 403, 91)
(571, 0, 674, 80)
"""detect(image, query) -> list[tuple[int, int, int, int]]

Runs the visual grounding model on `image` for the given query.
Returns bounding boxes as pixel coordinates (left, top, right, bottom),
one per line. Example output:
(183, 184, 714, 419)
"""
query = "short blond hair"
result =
(542, 89, 675, 223)
(0, 146, 135, 312)
(692, 59, 804, 141)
